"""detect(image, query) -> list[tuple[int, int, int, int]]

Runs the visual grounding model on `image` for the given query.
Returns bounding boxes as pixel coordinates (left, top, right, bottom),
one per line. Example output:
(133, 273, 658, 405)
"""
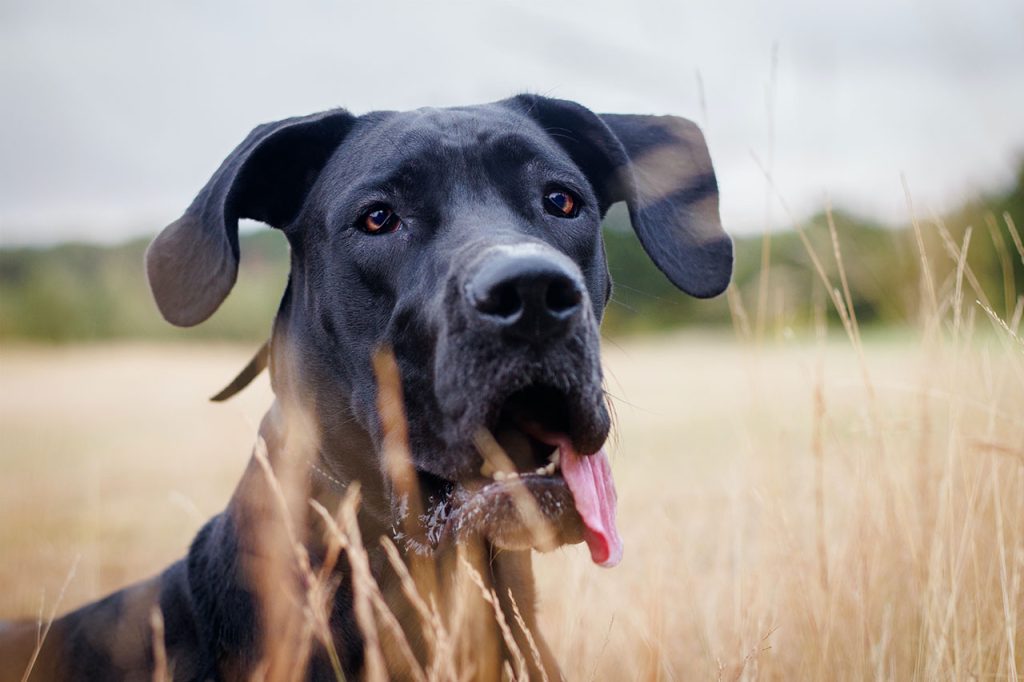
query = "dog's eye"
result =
(359, 205, 402, 234)
(543, 188, 580, 218)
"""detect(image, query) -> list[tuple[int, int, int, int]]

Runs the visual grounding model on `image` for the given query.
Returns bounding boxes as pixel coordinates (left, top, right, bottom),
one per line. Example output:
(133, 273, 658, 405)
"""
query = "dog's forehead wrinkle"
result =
(343, 103, 572, 181)
(371, 106, 501, 153)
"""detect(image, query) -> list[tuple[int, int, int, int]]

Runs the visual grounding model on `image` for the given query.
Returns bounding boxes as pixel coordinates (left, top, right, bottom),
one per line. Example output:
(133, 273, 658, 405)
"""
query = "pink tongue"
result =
(559, 444, 623, 567)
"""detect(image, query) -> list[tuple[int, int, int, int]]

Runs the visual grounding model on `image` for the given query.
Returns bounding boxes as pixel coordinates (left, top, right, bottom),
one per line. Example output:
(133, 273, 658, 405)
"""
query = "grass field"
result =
(2, 322, 1021, 679)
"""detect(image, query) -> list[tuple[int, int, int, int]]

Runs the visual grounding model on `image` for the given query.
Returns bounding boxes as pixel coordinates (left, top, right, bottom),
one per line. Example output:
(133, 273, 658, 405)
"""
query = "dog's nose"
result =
(468, 251, 584, 339)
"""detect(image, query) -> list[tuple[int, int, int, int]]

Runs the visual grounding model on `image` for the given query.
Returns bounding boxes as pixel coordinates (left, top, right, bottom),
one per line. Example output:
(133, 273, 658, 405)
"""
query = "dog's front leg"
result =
(492, 550, 562, 682)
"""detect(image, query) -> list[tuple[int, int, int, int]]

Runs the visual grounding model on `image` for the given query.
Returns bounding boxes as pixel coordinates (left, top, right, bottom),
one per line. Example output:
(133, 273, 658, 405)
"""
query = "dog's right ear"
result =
(146, 109, 356, 326)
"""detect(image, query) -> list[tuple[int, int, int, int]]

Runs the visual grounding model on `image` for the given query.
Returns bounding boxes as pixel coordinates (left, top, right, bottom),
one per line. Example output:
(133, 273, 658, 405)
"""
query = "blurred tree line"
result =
(1, 160, 1021, 343)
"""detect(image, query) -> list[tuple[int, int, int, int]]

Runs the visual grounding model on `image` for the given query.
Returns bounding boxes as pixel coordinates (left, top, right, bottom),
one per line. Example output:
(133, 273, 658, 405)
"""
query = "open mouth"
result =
(412, 385, 622, 567)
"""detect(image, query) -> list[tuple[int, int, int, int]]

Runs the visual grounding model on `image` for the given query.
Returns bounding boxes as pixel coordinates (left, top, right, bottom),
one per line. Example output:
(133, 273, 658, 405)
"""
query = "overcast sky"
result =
(1, 0, 1022, 245)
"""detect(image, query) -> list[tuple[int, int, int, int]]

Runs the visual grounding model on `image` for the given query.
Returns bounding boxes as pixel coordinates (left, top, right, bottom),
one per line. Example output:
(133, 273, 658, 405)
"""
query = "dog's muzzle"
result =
(404, 242, 621, 567)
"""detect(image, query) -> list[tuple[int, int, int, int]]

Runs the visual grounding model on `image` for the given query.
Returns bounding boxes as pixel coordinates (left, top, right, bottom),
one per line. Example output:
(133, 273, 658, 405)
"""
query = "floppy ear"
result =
(509, 95, 732, 298)
(146, 109, 356, 326)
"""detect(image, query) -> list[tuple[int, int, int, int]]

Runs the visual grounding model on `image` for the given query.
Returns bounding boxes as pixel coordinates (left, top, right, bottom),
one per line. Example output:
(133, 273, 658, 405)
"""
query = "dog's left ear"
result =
(509, 95, 732, 298)
(146, 109, 356, 326)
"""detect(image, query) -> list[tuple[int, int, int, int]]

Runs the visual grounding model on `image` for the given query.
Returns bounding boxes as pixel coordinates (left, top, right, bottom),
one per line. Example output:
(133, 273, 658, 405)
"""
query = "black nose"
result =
(468, 251, 584, 339)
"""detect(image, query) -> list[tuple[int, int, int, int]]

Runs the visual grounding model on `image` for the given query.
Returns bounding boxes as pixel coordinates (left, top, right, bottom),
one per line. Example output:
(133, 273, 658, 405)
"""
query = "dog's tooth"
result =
(549, 450, 560, 466)
(535, 467, 546, 475)
(493, 470, 506, 481)
(507, 471, 519, 480)
(543, 462, 556, 476)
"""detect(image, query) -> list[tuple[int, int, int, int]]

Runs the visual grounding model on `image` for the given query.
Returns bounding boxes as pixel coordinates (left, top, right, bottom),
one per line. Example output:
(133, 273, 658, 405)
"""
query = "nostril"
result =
(476, 281, 523, 319)
(467, 251, 584, 333)
(545, 277, 582, 316)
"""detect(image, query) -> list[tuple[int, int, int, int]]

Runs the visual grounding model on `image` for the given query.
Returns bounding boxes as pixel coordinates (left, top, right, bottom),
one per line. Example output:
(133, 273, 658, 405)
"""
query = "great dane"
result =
(0, 95, 731, 680)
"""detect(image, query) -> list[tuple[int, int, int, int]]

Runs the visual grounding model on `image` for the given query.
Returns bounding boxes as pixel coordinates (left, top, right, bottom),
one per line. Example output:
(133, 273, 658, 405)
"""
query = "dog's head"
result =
(145, 96, 731, 566)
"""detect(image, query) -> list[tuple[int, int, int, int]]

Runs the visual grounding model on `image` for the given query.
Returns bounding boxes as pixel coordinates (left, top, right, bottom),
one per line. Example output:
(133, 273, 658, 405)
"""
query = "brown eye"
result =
(359, 205, 401, 234)
(543, 188, 580, 218)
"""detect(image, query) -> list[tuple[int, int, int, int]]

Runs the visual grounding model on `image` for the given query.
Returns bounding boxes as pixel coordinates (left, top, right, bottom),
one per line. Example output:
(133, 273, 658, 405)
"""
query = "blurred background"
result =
(2, 1, 1023, 679)
(1, 0, 1023, 340)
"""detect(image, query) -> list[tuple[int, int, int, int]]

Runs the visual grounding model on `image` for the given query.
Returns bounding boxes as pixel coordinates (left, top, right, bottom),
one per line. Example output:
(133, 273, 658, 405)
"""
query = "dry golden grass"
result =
(2, 316, 1022, 679)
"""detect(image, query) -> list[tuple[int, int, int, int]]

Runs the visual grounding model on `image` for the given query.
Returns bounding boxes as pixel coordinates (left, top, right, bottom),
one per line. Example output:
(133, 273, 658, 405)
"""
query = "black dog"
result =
(1, 95, 731, 681)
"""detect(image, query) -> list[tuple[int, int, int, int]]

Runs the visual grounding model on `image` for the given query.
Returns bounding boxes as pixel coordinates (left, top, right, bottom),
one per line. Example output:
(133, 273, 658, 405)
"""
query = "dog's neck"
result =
(235, 397, 560, 680)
